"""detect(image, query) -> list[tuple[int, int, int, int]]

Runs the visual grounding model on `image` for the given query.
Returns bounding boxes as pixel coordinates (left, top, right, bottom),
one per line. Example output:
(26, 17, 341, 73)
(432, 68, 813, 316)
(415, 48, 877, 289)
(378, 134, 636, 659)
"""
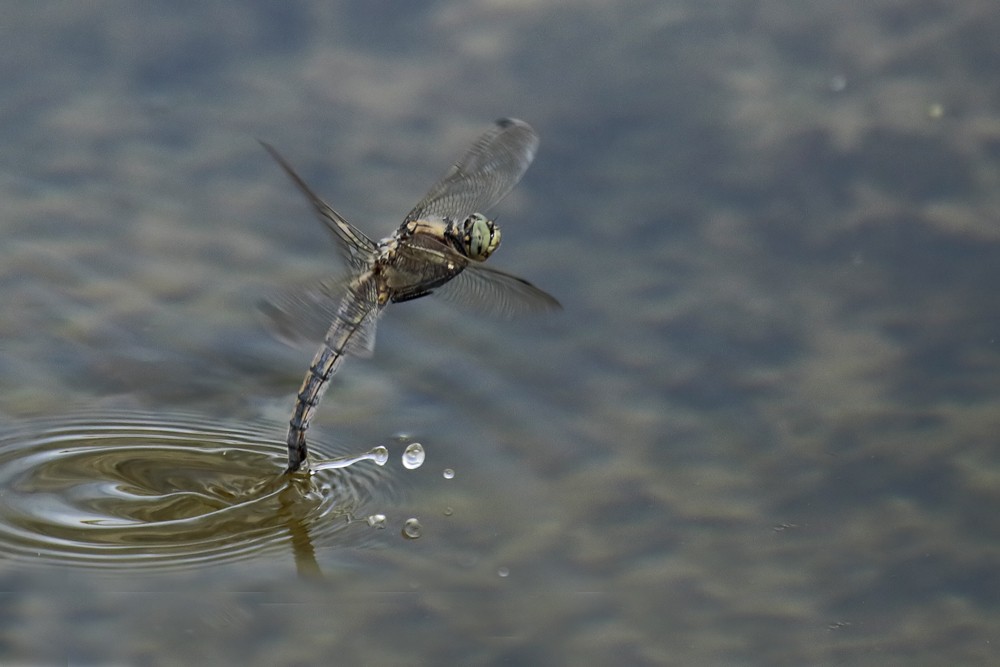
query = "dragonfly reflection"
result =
(261, 119, 560, 472)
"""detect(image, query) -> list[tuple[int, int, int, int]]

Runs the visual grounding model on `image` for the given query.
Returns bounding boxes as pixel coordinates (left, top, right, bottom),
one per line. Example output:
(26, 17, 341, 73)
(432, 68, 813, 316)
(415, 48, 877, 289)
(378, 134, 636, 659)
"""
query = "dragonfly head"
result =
(459, 213, 502, 261)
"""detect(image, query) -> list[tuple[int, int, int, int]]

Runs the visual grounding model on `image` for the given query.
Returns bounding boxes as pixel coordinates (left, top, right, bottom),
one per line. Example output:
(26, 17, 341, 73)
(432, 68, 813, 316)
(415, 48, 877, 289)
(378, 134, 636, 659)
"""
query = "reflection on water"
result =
(0, 412, 403, 572)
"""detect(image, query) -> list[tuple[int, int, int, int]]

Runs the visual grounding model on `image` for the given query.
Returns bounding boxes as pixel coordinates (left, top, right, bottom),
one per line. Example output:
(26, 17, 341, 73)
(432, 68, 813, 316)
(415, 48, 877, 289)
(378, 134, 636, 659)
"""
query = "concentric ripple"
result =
(0, 412, 398, 571)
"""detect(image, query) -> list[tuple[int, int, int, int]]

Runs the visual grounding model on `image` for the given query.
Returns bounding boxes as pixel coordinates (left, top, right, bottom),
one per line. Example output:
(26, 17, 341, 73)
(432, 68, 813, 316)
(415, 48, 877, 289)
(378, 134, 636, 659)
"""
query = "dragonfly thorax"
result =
(451, 213, 501, 261)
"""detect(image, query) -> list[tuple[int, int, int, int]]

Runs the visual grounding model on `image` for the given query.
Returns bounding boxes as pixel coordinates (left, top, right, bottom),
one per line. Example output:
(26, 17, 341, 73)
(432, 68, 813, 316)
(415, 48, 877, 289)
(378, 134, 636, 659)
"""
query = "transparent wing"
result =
(328, 278, 380, 358)
(404, 118, 539, 223)
(260, 140, 377, 272)
(258, 276, 379, 357)
(433, 263, 562, 319)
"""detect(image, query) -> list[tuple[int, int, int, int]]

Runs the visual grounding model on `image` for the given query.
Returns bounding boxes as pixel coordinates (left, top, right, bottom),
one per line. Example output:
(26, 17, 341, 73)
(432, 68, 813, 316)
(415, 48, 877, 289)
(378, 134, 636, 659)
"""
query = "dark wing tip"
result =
(257, 139, 291, 169)
(495, 117, 533, 129)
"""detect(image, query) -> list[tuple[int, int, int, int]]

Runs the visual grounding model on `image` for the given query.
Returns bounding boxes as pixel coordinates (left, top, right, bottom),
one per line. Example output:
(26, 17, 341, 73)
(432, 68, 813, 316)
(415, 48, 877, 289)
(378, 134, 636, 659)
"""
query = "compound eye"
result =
(463, 214, 501, 260)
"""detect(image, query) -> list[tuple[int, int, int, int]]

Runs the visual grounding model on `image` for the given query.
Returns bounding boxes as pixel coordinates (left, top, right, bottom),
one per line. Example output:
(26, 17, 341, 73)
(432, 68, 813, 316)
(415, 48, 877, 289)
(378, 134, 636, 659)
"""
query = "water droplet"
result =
(442, 468, 455, 480)
(442, 507, 453, 517)
(371, 446, 389, 466)
(367, 514, 386, 529)
(401, 518, 421, 540)
(401, 443, 425, 470)
(497, 567, 510, 578)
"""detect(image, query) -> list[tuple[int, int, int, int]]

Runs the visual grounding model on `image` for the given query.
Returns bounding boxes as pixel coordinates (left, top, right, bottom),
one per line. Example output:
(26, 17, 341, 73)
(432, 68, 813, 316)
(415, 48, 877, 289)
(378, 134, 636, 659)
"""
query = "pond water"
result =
(0, 412, 397, 571)
(2, 2, 999, 665)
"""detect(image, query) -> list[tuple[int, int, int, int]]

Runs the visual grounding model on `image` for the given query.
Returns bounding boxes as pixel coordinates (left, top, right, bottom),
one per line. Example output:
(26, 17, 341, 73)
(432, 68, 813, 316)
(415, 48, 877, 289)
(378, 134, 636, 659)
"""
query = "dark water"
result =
(2, 1, 999, 664)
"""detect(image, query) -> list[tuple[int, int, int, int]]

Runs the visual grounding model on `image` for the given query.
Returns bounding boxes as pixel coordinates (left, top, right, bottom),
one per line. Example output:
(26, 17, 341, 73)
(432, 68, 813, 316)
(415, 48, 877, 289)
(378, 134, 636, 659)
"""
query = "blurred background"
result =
(1, 1, 999, 664)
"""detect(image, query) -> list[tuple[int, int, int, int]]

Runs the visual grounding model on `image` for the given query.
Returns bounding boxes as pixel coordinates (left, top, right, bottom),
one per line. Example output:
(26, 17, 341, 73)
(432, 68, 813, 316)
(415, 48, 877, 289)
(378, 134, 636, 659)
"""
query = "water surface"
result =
(2, 1, 999, 665)
(0, 412, 397, 572)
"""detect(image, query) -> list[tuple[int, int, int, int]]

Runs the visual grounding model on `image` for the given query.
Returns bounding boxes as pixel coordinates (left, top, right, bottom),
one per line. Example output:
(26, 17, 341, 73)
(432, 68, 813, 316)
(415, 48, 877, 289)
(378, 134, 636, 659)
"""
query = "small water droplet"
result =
(367, 514, 386, 529)
(371, 446, 389, 466)
(401, 518, 421, 540)
(401, 443, 425, 470)
(442, 468, 455, 480)
(497, 567, 510, 578)
(442, 507, 453, 517)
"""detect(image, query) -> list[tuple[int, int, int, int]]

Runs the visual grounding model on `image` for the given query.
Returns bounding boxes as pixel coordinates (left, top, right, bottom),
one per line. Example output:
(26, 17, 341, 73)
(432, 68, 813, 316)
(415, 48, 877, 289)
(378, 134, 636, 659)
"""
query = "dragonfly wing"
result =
(328, 278, 380, 358)
(433, 263, 561, 319)
(404, 118, 539, 223)
(259, 275, 379, 357)
(260, 141, 377, 272)
(342, 306, 378, 358)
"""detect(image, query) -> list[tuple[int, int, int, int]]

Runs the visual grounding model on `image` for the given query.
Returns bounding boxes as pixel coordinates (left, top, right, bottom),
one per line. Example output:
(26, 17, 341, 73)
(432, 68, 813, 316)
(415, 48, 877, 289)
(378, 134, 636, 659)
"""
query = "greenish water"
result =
(2, 1, 1000, 665)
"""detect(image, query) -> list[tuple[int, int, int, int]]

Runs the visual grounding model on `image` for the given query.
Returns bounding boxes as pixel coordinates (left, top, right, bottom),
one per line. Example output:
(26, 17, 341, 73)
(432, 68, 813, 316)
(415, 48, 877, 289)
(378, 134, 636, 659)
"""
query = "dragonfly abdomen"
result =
(285, 342, 345, 472)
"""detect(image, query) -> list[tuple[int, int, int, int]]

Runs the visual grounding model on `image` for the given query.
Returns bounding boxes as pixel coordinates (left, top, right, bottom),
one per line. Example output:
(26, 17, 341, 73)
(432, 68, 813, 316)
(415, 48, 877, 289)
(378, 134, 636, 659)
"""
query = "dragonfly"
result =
(260, 118, 560, 473)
